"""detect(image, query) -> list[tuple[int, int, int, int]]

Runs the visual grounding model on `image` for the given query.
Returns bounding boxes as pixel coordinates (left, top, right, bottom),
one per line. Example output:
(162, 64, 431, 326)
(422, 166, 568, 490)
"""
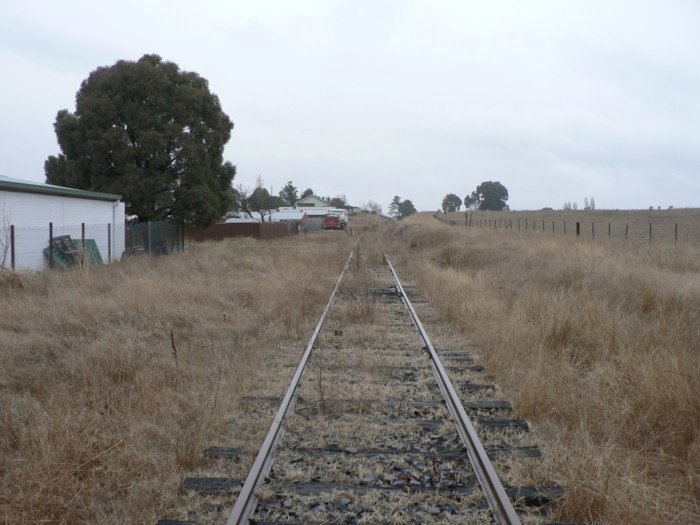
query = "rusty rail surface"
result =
(226, 249, 355, 525)
(384, 253, 521, 525)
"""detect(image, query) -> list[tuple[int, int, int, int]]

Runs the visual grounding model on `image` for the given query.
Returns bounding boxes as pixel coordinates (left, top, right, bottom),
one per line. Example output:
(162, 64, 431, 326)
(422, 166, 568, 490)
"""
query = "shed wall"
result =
(0, 191, 125, 270)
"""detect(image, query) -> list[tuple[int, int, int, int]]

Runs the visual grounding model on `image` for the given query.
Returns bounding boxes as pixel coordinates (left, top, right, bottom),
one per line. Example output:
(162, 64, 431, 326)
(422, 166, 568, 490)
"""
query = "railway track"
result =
(160, 247, 561, 524)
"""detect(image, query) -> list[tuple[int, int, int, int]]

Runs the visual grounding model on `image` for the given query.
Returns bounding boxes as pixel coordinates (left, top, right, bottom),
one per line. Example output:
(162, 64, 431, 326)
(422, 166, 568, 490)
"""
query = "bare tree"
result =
(365, 200, 383, 215)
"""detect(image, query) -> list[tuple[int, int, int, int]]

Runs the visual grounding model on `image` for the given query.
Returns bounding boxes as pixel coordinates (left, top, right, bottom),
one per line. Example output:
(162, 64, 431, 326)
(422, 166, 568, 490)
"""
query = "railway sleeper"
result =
(182, 477, 243, 496)
(253, 481, 562, 509)
(244, 395, 510, 411)
(290, 444, 541, 460)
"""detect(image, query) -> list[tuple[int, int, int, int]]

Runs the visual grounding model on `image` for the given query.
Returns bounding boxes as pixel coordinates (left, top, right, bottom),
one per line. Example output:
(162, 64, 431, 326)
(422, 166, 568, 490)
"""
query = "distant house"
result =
(296, 195, 332, 208)
(346, 205, 362, 215)
(0, 175, 125, 270)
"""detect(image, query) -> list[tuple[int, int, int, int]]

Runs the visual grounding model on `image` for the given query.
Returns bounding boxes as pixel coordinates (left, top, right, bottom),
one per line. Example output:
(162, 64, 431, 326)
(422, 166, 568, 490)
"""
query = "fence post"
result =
(552, 221, 554, 234)
(10, 224, 15, 270)
(148, 221, 152, 254)
(608, 222, 611, 239)
(625, 225, 628, 240)
(649, 222, 652, 242)
(576, 222, 580, 237)
(49, 222, 53, 269)
(81, 222, 85, 266)
(675, 223, 678, 245)
(592, 222, 595, 239)
(542, 219, 545, 232)
(525, 220, 528, 231)
(564, 221, 566, 235)
(107, 223, 111, 263)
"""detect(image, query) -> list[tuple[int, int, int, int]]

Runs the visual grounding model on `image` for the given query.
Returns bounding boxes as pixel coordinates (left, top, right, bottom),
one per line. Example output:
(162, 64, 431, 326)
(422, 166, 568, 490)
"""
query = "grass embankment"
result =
(387, 213, 699, 523)
(0, 232, 352, 523)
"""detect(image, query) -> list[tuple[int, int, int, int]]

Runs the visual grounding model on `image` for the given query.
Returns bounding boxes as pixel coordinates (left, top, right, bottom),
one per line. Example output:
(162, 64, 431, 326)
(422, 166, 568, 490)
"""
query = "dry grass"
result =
(439, 207, 700, 243)
(385, 213, 700, 523)
(0, 232, 352, 524)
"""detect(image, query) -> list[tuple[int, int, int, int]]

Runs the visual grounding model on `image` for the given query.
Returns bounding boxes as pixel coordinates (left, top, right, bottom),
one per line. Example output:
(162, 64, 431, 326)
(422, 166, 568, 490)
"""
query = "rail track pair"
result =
(162, 249, 560, 524)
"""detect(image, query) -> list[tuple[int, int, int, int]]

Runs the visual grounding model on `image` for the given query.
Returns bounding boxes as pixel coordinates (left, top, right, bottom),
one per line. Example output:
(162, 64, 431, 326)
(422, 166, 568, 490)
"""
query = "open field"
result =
(1, 211, 698, 523)
(439, 208, 700, 244)
(384, 213, 699, 523)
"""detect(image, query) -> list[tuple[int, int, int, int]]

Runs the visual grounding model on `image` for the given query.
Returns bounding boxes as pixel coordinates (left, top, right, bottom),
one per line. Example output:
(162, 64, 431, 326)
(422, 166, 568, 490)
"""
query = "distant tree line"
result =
(563, 197, 595, 211)
(388, 196, 417, 220)
(441, 181, 509, 213)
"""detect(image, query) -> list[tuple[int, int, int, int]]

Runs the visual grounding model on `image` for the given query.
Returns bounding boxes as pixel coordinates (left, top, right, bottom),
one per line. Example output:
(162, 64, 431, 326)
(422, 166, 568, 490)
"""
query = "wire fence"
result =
(434, 211, 700, 245)
(0, 219, 185, 272)
(1, 222, 124, 271)
(125, 220, 185, 255)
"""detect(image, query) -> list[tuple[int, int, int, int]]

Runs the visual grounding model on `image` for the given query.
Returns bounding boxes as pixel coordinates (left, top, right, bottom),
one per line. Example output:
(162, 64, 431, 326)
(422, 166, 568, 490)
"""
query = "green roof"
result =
(0, 176, 121, 202)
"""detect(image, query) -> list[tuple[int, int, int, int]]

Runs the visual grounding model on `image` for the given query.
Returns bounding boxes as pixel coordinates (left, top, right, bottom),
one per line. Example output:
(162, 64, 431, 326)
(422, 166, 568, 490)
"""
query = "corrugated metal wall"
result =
(188, 222, 299, 242)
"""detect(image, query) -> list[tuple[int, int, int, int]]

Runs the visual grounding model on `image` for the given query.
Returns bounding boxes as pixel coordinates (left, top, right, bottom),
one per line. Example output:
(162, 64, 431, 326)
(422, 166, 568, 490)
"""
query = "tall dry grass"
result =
(387, 214, 699, 523)
(0, 233, 352, 523)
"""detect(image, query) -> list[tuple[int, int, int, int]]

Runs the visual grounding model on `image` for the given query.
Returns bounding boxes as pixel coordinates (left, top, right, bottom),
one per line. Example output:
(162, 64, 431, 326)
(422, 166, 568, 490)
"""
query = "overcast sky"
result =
(1, 0, 699, 211)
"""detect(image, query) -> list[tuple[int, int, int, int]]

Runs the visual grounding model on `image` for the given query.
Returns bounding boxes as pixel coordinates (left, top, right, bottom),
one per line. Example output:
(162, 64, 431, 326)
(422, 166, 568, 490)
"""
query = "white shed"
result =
(0, 176, 125, 271)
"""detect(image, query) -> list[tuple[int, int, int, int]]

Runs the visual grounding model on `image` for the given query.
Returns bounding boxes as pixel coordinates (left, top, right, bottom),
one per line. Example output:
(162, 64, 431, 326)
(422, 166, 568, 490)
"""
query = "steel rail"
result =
(226, 249, 356, 525)
(384, 253, 522, 525)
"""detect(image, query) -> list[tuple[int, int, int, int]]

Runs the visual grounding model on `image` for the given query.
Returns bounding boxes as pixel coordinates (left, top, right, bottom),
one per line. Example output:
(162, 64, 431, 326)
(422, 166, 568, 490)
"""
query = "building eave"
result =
(0, 177, 122, 202)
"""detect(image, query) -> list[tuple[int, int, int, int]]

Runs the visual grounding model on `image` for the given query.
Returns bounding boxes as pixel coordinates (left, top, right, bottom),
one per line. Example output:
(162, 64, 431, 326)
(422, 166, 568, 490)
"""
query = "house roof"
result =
(270, 209, 307, 221)
(225, 217, 261, 223)
(303, 207, 348, 217)
(0, 175, 122, 202)
(296, 194, 332, 206)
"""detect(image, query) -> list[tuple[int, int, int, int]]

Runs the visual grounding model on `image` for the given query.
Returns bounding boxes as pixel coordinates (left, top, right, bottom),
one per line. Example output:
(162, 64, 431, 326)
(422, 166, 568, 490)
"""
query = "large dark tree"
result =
(300, 188, 314, 199)
(45, 54, 235, 229)
(464, 181, 509, 211)
(441, 193, 462, 212)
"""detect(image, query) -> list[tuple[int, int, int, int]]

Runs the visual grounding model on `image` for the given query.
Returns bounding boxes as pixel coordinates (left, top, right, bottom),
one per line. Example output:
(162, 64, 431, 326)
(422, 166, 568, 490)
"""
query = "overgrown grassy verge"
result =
(0, 232, 352, 523)
(387, 213, 699, 524)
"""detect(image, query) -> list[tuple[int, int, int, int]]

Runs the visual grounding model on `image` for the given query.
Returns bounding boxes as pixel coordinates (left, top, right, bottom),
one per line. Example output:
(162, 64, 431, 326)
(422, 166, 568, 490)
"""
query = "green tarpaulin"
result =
(43, 238, 104, 268)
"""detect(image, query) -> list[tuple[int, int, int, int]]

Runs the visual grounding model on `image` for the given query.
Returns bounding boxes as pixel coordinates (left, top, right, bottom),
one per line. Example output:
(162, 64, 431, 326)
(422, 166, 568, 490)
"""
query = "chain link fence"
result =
(125, 220, 185, 255)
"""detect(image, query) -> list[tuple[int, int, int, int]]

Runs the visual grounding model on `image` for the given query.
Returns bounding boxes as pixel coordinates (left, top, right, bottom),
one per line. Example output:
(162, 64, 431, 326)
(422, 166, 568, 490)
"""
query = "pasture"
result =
(439, 208, 700, 244)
